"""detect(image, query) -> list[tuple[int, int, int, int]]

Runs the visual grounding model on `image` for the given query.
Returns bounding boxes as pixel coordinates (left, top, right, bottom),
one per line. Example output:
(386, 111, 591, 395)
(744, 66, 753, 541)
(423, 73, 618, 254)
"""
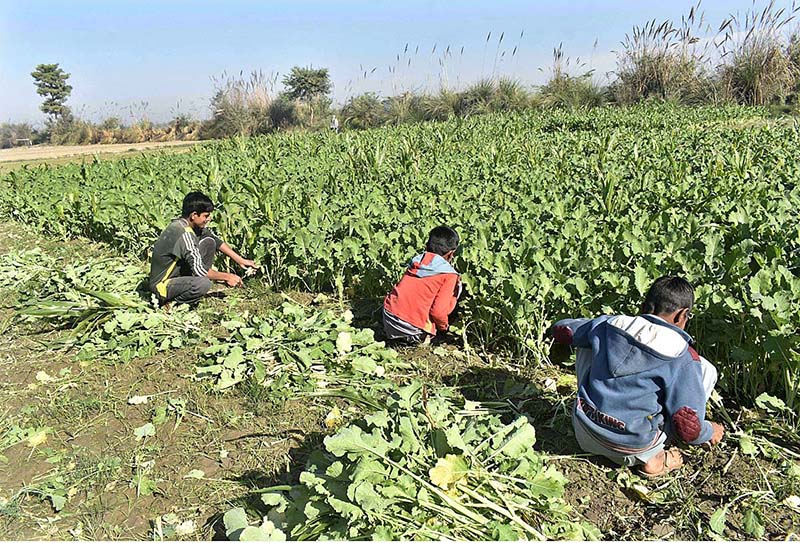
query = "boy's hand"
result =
(239, 258, 256, 269)
(225, 273, 243, 288)
(706, 422, 724, 446)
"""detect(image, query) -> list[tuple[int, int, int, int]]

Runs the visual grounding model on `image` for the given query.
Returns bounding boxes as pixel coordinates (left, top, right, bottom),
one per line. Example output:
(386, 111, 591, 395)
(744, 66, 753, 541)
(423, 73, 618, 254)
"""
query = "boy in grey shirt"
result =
(149, 191, 256, 306)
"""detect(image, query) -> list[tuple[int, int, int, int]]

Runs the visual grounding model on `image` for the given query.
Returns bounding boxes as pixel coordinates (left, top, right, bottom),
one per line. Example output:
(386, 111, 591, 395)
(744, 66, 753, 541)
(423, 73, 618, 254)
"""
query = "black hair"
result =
(641, 275, 695, 315)
(425, 225, 459, 256)
(181, 191, 215, 218)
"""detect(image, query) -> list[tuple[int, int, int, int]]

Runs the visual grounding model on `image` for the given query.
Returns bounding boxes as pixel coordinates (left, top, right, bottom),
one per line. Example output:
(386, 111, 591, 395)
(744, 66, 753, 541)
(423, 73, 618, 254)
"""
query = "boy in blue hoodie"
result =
(551, 276, 724, 478)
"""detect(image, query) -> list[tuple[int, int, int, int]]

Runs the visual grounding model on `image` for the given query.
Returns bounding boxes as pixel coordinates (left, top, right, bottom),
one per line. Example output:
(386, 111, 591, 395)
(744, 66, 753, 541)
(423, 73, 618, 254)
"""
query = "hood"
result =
(602, 315, 692, 377)
(408, 252, 458, 278)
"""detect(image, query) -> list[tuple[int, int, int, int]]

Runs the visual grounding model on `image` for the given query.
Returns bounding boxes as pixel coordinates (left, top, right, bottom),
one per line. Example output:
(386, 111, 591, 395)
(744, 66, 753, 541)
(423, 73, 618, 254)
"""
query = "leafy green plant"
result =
(196, 301, 403, 392)
(226, 382, 599, 541)
(1, 106, 799, 412)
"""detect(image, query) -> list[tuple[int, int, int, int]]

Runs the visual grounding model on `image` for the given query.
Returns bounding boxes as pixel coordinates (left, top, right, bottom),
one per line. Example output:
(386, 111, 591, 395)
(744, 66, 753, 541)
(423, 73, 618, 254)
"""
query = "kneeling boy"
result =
(383, 226, 462, 344)
(551, 276, 724, 478)
(149, 191, 256, 306)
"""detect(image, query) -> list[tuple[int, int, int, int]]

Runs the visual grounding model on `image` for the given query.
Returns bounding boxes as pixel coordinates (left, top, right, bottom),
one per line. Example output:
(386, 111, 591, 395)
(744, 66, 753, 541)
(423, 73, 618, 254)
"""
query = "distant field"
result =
(0, 140, 203, 171)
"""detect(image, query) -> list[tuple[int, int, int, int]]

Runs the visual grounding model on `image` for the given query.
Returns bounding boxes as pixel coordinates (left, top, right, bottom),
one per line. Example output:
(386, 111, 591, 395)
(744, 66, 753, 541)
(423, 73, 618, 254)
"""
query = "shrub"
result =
(0, 123, 35, 149)
(494, 78, 532, 111)
(717, 2, 797, 105)
(268, 95, 298, 130)
(613, 4, 712, 105)
(341, 93, 386, 129)
(538, 46, 606, 108)
(200, 71, 276, 139)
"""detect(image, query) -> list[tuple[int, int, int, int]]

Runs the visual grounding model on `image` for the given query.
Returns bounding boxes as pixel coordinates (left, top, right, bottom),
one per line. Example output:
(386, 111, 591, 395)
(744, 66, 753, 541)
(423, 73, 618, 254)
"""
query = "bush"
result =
(0, 123, 35, 149)
(341, 93, 386, 129)
(49, 115, 95, 145)
(268, 96, 298, 129)
(494, 78, 532, 111)
(384, 92, 427, 125)
(717, 4, 797, 105)
(537, 46, 606, 108)
(200, 71, 276, 139)
(613, 9, 711, 105)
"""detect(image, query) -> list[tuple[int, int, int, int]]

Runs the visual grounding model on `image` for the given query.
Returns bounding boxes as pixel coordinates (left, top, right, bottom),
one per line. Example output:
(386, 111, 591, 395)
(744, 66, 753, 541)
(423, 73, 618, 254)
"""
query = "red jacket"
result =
(384, 252, 460, 334)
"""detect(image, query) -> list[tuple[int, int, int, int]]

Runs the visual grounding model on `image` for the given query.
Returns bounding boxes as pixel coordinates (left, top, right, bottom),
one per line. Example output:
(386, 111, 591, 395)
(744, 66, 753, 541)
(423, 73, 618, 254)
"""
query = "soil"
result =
(0, 221, 798, 540)
(0, 141, 203, 173)
(0, 141, 202, 163)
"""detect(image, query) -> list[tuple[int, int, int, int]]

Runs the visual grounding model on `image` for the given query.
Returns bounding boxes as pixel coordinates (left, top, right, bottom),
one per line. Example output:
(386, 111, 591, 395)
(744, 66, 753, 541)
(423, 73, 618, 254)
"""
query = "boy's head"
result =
(426, 226, 459, 260)
(641, 275, 695, 330)
(181, 191, 215, 228)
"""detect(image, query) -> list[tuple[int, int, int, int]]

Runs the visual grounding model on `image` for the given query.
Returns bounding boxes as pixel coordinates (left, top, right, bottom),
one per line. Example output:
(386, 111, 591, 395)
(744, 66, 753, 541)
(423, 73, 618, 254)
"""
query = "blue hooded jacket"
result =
(553, 314, 714, 451)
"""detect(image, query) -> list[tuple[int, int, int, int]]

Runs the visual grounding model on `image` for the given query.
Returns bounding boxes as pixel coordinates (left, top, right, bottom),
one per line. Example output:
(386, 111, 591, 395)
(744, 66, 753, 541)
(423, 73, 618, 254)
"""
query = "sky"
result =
(0, 0, 788, 125)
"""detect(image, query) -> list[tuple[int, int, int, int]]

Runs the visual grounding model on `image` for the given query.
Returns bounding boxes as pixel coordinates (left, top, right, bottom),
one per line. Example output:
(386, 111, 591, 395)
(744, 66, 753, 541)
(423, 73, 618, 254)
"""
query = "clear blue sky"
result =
(0, 0, 782, 125)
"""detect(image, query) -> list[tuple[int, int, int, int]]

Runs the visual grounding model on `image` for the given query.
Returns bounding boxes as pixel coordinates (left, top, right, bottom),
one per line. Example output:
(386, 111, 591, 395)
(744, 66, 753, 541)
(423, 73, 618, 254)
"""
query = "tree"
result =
(282, 66, 331, 101)
(31, 63, 72, 119)
(282, 66, 331, 126)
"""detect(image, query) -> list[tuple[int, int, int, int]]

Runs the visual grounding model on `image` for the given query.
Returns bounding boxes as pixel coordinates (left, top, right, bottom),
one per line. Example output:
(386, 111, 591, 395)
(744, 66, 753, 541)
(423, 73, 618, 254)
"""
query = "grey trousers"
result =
(382, 307, 427, 344)
(163, 237, 216, 304)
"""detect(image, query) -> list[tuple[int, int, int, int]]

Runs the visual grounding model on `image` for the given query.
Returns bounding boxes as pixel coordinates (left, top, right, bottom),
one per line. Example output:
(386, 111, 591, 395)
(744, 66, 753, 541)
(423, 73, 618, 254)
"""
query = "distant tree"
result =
(31, 63, 73, 119)
(282, 66, 332, 126)
(282, 66, 332, 101)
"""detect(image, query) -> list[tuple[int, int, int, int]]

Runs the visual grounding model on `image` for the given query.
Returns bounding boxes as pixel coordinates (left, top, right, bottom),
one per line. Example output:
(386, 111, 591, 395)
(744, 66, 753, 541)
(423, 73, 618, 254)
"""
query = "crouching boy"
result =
(149, 191, 256, 306)
(383, 226, 462, 344)
(551, 276, 724, 478)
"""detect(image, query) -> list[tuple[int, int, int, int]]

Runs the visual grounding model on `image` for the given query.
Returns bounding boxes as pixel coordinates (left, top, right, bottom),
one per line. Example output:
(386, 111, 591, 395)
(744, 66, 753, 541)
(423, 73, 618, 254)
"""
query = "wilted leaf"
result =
(429, 454, 469, 489)
(184, 469, 205, 479)
(336, 331, 352, 355)
(26, 429, 48, 448)
(134, 423, 156, 440)
(325, 406, 344, 429)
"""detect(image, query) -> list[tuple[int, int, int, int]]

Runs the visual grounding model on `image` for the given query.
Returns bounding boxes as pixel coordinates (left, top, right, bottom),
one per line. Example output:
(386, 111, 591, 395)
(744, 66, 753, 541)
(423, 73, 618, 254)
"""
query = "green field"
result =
(0, 106, 798, 540)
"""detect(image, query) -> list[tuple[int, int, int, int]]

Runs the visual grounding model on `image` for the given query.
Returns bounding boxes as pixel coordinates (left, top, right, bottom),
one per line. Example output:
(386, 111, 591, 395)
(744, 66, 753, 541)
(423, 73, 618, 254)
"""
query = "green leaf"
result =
(224, 507, 250, 536)
(742, 508, 764, 539)
(261, 492, 286, 508)
(709, 506, 727, 534)
(754, 392, 787, 413)
(351, 481, 384, 512)
(49, 493, 67, 512)
(351, 356, 377, 374)
(325, 427, 390, 458)
(633, 265, 649, 296)
(328, 497, 363, 520)
(493, 418, 537, 457)
(223, 346, 246, 368)
(738, 434, 758, 456)
(151, 406, 168, 426)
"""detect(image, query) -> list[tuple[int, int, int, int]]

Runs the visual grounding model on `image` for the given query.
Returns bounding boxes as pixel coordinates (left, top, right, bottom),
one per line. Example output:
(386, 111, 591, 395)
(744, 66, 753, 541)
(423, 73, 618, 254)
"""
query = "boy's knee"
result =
(195, 277, 212, 296)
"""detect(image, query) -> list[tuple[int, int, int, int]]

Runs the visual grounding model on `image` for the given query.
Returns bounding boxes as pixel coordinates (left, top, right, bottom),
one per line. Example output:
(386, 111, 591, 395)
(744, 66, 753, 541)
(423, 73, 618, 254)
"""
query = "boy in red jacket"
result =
(383, 226, 462, 344)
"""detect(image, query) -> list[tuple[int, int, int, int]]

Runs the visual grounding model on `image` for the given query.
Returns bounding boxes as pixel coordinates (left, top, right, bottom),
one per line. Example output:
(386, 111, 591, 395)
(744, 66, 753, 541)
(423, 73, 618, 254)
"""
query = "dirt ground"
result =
(0, 141, 203, 172)
(0, 222, 798, 540)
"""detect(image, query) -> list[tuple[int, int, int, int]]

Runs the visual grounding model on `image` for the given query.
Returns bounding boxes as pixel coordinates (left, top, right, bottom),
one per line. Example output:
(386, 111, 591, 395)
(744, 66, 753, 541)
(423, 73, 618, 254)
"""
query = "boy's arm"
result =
(218, 242, 256, 269)
(429, 274, 460, 332)
(177, 233, 242, 287)
(203, 228, 256, 269)
(550, 318, 596, 348)
(664, 360, 715, 446)
(176, 232, 210, 278)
